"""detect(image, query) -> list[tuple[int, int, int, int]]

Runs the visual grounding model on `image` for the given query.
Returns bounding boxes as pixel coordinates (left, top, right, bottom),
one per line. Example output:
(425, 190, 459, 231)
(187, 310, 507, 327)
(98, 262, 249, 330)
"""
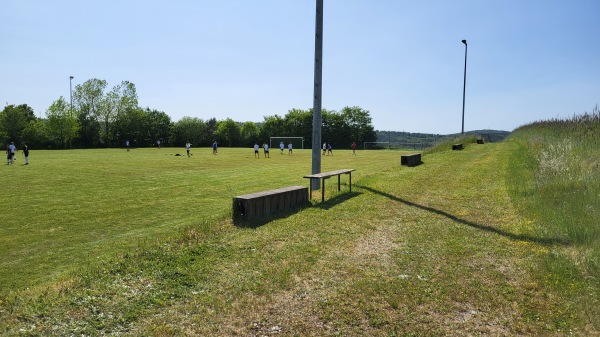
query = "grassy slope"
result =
(0, 141, 595, 335)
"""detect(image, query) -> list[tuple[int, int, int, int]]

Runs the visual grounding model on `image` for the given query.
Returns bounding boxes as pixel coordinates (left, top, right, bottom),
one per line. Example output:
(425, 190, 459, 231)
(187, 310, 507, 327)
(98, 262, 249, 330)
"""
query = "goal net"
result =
(270, 137, 304, 150)
(364, 141, 390, 150)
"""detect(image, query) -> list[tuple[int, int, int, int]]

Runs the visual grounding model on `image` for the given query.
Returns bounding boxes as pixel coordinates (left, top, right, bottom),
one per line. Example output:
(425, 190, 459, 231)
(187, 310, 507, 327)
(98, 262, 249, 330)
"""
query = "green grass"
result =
(1, 132, 599, 336)
(0, 147, 399, 292)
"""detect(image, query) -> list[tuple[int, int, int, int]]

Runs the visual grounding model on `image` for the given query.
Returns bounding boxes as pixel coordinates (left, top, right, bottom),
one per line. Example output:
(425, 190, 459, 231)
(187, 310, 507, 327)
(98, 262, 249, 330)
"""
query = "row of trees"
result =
(1, 78, 377, 149)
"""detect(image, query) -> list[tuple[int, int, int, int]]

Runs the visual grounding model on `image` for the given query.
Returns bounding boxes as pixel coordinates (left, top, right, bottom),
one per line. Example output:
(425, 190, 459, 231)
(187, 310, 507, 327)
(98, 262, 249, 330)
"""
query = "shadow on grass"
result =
(356, 184, 570, 247)
(312, 191, 362, 210)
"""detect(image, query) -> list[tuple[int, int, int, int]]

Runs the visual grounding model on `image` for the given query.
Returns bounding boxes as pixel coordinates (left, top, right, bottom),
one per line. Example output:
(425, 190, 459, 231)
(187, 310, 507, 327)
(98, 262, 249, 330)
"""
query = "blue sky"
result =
(1, 0, 599, 134)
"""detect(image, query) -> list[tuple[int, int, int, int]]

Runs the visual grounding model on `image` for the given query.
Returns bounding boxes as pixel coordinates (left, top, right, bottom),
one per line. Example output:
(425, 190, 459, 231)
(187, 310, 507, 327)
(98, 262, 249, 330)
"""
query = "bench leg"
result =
(321, 178, 325, 202)
(349, 172, 352, 192)
(338, 174, 341, 191)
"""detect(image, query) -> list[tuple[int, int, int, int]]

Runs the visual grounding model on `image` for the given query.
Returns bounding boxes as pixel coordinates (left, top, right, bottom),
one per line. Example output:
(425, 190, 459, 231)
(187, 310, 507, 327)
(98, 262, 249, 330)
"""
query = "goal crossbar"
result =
(270, 137, 304, 150)
(364, 141, 390, 150)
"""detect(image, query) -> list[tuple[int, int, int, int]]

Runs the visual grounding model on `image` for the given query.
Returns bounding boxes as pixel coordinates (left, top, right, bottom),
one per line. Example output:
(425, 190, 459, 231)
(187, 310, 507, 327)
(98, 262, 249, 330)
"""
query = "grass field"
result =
(1, 134, 598, 336)
(1, 147, 395, 292)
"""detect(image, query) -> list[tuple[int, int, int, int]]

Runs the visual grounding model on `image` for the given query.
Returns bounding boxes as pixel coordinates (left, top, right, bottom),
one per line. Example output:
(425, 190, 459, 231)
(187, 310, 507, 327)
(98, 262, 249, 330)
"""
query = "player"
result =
(126, 140, 130, 151)
(254, 143, 260, 158)
(288, 142, 293, 155)
(185, 142, 192, 157)
(263, 143, 270, 158)
(322, 142, 326, 155)
(351, 141, 357, 155)
(327, 143, 333, 156)
(7, 142, 16, 164)
(212, 141, 218, 154)
(23, 142, 29, 165)
(280, 141, 285, 154)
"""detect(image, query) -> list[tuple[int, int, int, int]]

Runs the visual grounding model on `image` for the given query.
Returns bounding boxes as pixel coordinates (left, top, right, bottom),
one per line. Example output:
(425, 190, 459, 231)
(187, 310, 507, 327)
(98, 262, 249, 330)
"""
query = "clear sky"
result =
(1, 0, 599, 134)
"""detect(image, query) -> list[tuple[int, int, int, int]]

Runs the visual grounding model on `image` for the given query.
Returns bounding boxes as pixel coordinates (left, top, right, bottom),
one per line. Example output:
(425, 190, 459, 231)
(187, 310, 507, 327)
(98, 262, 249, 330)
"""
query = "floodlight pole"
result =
(311, 0, 323, 191)
(461, 40, 467, 135)
(70, 76, 74, 111)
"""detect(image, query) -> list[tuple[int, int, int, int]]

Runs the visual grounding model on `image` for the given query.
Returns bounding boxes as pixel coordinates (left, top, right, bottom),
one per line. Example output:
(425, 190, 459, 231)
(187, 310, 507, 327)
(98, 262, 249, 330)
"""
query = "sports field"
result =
(1, 138, 598, 335)
(1, 146, 396, 291)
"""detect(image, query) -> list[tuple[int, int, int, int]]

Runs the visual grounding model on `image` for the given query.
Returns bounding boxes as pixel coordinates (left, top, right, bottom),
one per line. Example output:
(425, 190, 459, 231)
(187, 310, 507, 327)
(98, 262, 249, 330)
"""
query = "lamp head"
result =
(70, 76, 74, 79)
(461, 39, 467, 45)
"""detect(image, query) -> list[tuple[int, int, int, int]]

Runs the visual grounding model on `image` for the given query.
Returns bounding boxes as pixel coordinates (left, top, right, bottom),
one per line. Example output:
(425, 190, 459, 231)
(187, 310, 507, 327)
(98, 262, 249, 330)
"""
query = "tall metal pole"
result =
(311, 0, 323, 190)
(461, 40, 467, 135)
(70, 76, 74, 111)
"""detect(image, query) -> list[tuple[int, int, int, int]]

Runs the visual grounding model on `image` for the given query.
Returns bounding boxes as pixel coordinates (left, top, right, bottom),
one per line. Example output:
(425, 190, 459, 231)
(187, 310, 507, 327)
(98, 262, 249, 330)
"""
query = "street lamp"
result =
(69, 76, 74, 111)
(461, 40, 467, 135)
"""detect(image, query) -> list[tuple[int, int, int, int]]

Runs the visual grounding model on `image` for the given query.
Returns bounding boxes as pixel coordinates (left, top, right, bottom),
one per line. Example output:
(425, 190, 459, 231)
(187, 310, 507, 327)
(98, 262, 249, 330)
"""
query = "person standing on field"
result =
(22, 142, 29, 165)
(7, 142, 16, 164)
(288, 142, 293, 155)
(322, 142, 327, 155)
(280, 141, 285, 154)
(254, 143, 260, 158)
(351, 142, 357, 155)
(263, 143, 270, 158)
(212, 141, 218, 154)
(186, 142, 191, 157)
(327, 143, 333, 156)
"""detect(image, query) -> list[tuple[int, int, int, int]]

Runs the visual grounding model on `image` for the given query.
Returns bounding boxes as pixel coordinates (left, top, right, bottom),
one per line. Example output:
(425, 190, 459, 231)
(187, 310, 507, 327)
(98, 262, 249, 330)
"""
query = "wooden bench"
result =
(452, 143, 464, 150)
(233, 186, 308, 220)
(400, 153, 422, 167)
(476, 139, 484, 144)
(303, 169, 355, 202)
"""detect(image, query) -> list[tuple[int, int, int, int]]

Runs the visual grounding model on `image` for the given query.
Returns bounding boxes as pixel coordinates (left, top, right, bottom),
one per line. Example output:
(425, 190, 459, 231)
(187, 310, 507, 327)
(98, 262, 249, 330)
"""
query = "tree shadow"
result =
(355, 184, 570, 247)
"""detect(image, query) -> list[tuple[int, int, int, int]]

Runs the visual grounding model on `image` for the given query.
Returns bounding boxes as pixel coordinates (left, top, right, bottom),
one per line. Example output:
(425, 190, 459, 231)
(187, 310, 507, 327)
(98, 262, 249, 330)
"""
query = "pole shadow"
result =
(355, 184, 570, 247)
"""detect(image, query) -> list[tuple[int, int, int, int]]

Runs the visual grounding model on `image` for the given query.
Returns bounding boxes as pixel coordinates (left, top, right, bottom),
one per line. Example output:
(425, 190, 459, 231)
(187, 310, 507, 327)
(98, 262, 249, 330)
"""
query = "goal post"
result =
(270, 137, 304, 150)
(363, 141, 390, 150)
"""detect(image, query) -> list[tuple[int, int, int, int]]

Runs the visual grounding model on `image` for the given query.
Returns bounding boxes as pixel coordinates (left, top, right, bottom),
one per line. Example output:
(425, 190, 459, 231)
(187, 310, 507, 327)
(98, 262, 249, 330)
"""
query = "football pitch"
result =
(1, 147, 401, 292)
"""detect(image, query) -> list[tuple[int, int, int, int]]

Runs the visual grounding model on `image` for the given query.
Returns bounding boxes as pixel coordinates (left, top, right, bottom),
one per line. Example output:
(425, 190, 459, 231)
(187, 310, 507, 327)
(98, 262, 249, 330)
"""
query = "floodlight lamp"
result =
(462, 40, 467, 45)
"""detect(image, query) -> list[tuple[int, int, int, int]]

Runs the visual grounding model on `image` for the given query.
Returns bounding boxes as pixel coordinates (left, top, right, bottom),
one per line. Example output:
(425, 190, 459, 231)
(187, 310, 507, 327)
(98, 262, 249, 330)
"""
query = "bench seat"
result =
(233, 186, 308, 220)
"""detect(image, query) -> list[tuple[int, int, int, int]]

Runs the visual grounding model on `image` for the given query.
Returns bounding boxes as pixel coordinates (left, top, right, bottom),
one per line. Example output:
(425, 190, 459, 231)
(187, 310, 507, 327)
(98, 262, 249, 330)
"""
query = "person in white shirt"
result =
(185, 142, 192, 157)
(263, 143, 270, 158)
(288, 142, 293, 155)
(280, 141, 284, 154)
(254, 143, 260, 158)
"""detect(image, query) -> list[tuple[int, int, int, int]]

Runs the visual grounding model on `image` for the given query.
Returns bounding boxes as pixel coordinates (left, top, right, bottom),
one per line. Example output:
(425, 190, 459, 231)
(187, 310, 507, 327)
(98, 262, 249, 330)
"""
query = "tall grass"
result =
(508, 105, 600, 329)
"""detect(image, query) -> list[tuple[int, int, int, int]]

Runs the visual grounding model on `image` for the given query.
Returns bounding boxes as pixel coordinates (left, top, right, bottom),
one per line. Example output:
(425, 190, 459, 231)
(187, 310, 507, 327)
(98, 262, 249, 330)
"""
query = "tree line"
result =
(1, 78, 377, 150)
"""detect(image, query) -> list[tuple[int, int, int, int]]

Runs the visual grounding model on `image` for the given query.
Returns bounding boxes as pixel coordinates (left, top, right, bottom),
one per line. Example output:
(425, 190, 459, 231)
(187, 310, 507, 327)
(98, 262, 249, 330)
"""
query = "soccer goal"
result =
(270, 137, 304, 150)
(364, 141, 390, 150)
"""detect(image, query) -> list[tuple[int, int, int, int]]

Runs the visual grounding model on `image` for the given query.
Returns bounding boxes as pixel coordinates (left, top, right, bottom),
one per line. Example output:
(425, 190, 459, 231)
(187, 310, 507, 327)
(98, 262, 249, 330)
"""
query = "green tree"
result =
(172, 117, 207, 147)
(107, 81, 138, 146)
(259, 115, 285, 143)
(240, 121, 260, 147)
(340, 106, 377, 145)
(46, 97, 79, 149)
(215, 118, 241, 147)
(145, 108, 172, 147)
(0, 104, 36, 144)
(73, 79, 107, 147)
(114, 107, 148, 147)
(283, 108, 312, 145)
(22, 119, 49, 149)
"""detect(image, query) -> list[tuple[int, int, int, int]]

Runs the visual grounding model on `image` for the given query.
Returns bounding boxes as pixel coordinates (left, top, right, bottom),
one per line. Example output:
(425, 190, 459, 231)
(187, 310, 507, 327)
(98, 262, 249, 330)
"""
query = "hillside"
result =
(376, 129, 510, 149)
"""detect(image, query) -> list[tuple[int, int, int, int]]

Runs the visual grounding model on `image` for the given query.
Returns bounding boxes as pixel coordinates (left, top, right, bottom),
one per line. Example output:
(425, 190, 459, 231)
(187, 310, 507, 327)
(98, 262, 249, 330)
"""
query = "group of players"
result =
(5, 142, 29, 165)
(253, 141, 293, 158)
